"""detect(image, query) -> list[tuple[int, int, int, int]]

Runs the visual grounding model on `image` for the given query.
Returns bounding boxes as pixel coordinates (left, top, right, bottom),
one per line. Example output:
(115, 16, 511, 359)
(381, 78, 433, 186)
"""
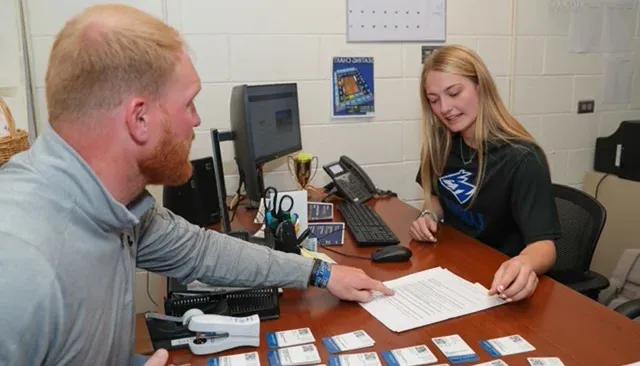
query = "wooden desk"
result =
(161, 197, 640, 366)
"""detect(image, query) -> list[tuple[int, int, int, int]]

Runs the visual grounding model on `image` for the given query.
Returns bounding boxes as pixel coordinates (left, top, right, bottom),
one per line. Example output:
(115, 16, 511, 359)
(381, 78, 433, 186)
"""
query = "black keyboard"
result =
(338, 203, 400, 246)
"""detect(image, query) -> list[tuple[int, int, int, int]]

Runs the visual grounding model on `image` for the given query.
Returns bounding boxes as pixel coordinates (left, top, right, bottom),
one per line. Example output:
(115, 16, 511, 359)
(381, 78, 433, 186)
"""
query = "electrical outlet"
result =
(577, 100, 595, 114)
(421, 45, 440, 64)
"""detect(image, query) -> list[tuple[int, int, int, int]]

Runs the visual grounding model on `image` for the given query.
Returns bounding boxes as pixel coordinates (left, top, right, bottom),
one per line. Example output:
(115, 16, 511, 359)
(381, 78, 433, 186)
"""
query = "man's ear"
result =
(125, 98, 150, 144)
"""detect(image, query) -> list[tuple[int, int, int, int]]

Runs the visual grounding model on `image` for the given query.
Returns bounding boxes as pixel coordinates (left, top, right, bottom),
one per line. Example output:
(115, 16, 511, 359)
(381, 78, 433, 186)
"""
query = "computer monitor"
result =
(230, 83, 302, 206)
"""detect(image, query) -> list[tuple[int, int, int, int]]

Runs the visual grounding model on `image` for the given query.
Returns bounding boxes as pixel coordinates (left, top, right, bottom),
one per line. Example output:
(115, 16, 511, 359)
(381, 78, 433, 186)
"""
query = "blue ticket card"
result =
(308, 203, 334, 221)
(328, 352, 381, 366)
(267, 344, 321, 366)
(308, 223, 345, 246)
(381, 345, 438, 366)
(479, 335, 535, 357)
(266, 328, 315, 348)
(207, 352, 260, 366)
(301, 237, 318, 252)
(322, 330, 375, 353)
(431, 335, 478, 364)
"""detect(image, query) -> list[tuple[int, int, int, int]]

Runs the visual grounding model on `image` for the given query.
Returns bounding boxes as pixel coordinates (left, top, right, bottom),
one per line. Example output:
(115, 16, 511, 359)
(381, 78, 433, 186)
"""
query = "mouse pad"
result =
(307, 223, 345, 246)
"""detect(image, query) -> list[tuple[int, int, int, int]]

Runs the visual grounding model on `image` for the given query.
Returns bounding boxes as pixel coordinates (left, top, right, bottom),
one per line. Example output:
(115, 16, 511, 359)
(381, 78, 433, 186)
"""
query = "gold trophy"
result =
(288, 152, 318, 191)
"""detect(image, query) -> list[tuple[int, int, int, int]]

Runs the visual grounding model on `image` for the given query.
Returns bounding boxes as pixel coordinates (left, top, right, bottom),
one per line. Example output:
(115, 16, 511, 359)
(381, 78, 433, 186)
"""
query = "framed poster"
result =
(331, 56, 375, 119)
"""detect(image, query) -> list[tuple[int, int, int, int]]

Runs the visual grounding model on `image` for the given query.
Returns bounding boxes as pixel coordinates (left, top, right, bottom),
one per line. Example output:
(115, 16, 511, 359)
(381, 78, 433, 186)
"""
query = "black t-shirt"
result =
(416, 134, 561, 257)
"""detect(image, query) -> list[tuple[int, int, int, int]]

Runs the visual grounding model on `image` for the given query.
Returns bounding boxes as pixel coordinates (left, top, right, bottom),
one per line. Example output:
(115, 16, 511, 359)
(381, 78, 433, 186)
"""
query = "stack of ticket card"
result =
(479, 335, 535, 358)
(207, 352, 260, 366)
(431, 335, 479, 364)
(268, 344, 322, 366)
(381, 345, 438, 366)
(328, 352, 382, 366)
(527, 357, 566, 366)
(322, 330, 375, 354)
(308, 203, 334, 221)
(267, 328, 316, 348)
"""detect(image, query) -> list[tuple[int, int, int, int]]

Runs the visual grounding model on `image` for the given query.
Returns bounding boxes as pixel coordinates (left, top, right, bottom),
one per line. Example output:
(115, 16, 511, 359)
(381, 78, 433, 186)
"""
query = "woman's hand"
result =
(409, 215, 438, 242)
(488, 255, 539, 302)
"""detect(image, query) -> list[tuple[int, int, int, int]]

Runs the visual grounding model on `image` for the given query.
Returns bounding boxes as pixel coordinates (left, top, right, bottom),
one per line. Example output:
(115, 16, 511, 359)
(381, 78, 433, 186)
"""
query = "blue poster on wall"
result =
(331, 56, 375, 118)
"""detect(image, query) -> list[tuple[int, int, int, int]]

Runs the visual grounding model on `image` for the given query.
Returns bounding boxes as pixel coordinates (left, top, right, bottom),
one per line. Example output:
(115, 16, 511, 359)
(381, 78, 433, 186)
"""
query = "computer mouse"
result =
(370, 245, 412, 263)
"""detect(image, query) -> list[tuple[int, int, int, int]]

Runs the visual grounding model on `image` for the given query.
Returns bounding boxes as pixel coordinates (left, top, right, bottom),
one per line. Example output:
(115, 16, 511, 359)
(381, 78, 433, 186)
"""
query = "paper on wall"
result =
(602, 53, 634, 104)
(568, 2, 603, 53)
(601, 0, 635, 53)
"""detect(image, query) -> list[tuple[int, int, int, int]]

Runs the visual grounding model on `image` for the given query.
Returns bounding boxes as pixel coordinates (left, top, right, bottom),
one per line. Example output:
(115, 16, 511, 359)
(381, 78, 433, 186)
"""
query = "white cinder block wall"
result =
(18, 0, 640, 210)
(0, 0, 30, 133)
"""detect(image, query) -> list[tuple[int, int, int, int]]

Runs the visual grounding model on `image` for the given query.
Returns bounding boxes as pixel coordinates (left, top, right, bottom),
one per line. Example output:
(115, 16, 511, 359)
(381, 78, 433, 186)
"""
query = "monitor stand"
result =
(238, 165, 265, 210)
(210, 128, 250, 239)
(210, 129, 275, 250)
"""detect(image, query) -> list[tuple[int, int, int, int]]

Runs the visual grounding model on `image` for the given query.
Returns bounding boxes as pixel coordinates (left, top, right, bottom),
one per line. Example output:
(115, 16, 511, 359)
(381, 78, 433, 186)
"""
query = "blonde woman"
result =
(410, 45, 560, 303)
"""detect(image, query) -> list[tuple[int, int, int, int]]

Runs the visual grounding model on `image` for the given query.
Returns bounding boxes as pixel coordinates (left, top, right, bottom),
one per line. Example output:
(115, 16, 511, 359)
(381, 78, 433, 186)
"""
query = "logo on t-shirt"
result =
(439, 169, 476, 204)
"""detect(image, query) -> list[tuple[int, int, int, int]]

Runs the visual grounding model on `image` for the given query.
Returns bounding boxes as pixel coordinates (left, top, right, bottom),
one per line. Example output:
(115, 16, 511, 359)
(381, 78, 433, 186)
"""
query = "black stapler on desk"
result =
(144, 288, 280, 352)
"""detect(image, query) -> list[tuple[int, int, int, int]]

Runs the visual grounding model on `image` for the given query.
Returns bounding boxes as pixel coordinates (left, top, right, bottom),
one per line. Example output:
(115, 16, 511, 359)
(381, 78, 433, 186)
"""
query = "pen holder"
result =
(266, 220, 301, 255)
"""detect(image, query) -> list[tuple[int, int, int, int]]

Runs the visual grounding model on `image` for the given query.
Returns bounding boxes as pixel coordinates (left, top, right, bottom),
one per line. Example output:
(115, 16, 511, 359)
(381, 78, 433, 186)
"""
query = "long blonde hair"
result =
(419, 45, 538, 209)
(45, 4, 185, 125)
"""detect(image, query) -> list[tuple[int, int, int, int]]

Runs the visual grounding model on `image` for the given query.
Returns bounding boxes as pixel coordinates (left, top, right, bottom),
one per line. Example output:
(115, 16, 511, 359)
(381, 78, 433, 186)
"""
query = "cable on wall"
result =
(17, 0, 38, 141)
(508, 0, 517, 112)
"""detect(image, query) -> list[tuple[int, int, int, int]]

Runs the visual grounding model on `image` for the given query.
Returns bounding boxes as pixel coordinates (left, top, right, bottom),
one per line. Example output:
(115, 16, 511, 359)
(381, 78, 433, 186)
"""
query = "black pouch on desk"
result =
(269, 220, 301, 255)
(145, 288, 280, 351)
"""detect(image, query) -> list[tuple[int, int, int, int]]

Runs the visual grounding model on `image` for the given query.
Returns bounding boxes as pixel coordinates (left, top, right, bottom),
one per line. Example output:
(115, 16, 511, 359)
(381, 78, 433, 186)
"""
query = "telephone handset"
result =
(322, 155, 377, 204)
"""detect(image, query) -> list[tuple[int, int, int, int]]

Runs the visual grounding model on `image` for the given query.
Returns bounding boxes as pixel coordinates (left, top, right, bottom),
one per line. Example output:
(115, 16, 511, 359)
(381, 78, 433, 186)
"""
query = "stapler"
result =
(146, 308, 260, 355)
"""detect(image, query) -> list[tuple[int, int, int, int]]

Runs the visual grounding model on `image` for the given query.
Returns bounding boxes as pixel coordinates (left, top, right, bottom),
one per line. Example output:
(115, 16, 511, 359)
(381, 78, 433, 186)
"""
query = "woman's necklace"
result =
(460, 138, 477, 165)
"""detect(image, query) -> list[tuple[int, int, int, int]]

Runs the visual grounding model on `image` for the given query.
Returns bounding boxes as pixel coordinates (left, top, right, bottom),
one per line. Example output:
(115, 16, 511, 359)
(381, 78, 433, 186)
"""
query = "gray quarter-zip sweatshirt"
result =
(0, 126, 314, 365)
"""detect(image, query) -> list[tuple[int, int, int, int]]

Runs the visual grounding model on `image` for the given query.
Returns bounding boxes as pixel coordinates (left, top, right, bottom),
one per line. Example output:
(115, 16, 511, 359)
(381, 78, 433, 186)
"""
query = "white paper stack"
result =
(359, 267, 507, 332)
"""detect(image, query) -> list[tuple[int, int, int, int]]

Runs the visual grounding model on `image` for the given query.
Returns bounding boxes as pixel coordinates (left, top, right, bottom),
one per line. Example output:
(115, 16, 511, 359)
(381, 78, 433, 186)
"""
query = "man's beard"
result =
(139, 120, 193, 187)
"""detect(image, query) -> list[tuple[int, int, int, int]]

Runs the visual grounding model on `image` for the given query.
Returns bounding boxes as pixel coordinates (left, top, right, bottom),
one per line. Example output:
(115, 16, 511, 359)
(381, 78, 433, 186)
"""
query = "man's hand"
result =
(409, 215, 438, 242)
(488, 256, 539, 302)
(144, 349, 170, 366)
(326, 265, 394, 302)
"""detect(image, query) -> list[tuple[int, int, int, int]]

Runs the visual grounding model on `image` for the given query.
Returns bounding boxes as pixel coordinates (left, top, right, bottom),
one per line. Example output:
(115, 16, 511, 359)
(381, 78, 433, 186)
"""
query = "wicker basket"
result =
(0, 97, 30, 167)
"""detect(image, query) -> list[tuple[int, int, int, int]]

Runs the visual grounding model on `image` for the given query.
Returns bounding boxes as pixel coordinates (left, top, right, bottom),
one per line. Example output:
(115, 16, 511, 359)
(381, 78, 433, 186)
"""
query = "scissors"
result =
(264, 186, 294, 225)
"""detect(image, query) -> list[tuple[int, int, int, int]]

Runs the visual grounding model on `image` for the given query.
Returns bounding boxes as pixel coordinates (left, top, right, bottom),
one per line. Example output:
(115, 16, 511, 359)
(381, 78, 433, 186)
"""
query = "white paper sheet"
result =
(601, 1, 635, 53)
(253, 198, 267, 224)
(602, 53, 634, 104)
(359, 267, 506, 332)
(568, 3, 603, 53)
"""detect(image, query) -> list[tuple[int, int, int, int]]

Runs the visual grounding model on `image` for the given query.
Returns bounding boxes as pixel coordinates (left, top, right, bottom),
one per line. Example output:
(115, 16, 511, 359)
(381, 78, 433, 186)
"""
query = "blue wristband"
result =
(312, 261, 331, 288)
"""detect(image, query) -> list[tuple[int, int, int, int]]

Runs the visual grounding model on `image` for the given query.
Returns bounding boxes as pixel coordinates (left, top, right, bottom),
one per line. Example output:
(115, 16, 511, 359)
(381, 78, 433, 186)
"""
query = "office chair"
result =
(598, 249, 640, 322)
(547, 184, 610, 300)
(613, 298, 640, 321)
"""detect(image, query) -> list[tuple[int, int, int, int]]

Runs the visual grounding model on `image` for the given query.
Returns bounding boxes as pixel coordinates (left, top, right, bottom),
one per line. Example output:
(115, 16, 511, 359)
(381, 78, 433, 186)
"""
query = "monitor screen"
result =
(246, 84, 302, 164)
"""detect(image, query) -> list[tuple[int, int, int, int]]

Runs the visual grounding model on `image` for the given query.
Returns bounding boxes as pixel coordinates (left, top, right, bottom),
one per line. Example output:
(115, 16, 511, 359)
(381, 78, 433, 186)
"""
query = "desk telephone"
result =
(322, 156, 379, 204)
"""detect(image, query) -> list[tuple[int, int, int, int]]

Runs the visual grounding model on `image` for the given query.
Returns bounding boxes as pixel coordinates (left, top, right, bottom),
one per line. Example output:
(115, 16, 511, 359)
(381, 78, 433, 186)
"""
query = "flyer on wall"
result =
(331, 56, 375, 119)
